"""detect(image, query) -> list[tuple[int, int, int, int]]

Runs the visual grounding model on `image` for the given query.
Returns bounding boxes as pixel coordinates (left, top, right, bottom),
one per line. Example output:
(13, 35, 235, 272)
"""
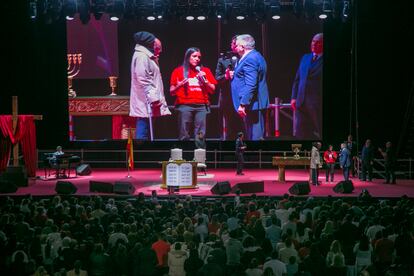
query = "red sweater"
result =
(323, 150, 338, 164)
(170, 66, 217, 105)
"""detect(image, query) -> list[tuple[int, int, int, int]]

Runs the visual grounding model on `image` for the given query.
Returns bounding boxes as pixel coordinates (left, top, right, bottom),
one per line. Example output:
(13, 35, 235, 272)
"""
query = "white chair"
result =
(194, 149, 207, 175)
(170, 148, 182, 161)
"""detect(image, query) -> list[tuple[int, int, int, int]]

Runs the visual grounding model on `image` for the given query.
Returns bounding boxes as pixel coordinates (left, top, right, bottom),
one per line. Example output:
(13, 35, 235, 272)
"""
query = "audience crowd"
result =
(0, 192, 413, 276)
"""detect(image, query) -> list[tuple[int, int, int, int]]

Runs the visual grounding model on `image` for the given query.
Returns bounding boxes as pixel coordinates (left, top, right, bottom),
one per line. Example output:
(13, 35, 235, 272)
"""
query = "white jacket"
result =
(310, 146, 321, 169)
(129, 44, 171, 118)
(168, 249, 188, 276)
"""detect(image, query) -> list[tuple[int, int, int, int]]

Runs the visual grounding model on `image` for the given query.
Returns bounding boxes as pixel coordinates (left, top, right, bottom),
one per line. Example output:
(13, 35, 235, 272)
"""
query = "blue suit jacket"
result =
(339, 148, 351, 168)
(231, 50, 269, 112)
(291, 53, 323, 108)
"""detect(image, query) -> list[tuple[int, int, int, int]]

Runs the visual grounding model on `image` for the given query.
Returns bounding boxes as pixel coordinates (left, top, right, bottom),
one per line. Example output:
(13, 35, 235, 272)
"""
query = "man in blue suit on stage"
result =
(291, 33, 323, 139)
(231, 34, 269, 140)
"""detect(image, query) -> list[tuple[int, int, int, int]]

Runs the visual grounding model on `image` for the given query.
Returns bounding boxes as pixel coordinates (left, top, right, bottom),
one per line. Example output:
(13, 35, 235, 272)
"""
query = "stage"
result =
(3, 168, 414, 198)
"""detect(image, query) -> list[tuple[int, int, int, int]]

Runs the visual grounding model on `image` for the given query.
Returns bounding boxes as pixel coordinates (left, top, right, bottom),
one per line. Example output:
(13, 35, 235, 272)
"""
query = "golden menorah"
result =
(67, 53, 82, 98)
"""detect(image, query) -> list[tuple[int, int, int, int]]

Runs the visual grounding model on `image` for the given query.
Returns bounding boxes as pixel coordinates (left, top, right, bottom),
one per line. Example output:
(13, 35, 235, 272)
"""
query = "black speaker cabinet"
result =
(289, 181, 311, 195)
(333, 180, 354, 194)
(2, 166, 28, 187)
(210, 181, 231, 195)
(89, 180, 113, 193)
(76, 164, 92, 176)
(0, 179, 18, 193)
(113, 181, 136, 195)
(55, 181, 77, 195)
(231, 181, 264, 194)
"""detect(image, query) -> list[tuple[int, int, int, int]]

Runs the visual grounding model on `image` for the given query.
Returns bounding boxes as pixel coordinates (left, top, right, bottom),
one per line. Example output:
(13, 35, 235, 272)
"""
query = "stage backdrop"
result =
(67, 15, 322, 141)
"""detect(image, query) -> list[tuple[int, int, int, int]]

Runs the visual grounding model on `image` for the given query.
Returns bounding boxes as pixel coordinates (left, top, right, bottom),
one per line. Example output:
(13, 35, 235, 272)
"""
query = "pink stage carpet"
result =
(3, 168, 414, 198)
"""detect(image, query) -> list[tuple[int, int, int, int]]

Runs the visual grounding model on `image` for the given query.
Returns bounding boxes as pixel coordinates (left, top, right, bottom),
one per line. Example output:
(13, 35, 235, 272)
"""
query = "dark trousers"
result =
(385, 164, 396, 183)
(295, 103, 321, 139)
(343, 166, 350, 181)
(361, 161, 373, 181)
(242, 109, 265, 140)
(236, 152, 244, 174)
(311, 168, 319, 185)
(176, 104, 209, 140)
(325, 163, 335, 181)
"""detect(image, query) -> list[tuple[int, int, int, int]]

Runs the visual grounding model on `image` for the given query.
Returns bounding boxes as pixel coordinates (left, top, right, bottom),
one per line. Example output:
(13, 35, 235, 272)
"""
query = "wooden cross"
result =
(11, 96, 43, 166)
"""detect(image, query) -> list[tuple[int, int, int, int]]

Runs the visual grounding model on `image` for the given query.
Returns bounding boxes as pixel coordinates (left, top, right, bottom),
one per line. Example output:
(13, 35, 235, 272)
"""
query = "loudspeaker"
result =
(55, 181, 77, 195)
(76, 164, 92, 176)
(113, 181, 135, 195)
(333, 180, 354, 194)
(0, 179, 18, 193)
(1, 166, 28, 187)
(289, 181, 311, 195)
(231, 181, 264, 194)
(210, 181, 231, 195)
(89, 181, 113, 193)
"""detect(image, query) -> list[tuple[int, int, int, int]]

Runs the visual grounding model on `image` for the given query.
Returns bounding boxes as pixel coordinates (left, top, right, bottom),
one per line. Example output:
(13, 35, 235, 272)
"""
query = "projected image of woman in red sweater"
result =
(170, 47, 217, 141)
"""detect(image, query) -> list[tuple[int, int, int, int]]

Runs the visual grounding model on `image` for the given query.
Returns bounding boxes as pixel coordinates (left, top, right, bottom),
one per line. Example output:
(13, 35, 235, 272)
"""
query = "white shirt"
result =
(263, 259, 287, 276)
(238, 49, 254, 65)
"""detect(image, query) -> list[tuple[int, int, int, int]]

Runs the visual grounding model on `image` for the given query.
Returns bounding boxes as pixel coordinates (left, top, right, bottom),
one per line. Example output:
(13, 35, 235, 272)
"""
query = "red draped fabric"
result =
(112, 115, 137, 139)
(0, 115, 37, 177)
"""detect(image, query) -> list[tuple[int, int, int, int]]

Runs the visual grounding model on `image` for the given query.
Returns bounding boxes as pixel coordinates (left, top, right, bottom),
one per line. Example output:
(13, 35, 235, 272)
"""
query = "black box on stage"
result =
(0, 179, 18, 193)
(333, 180, 354, 194)
(1, 166, 28, 187)
(76, 164, 92, 176)
(55, 181, 77, 195)
(114, 181, 135, 195)
(289, 181, 310, 195)
(211, 181, 231, 195)
(89, 180, 113, 193)
(231, 181, 264, 194)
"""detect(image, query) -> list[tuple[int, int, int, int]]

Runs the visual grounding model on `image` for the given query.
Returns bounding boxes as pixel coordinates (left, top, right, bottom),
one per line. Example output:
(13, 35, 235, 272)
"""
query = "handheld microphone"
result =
(231, 56, 238, 69)
(195, 66, 207, 83)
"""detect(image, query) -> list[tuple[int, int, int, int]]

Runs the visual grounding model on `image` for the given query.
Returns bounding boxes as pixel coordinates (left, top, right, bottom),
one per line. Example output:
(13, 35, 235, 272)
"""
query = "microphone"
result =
(231, 56, 238, 68)
(195, 66, 207, 83)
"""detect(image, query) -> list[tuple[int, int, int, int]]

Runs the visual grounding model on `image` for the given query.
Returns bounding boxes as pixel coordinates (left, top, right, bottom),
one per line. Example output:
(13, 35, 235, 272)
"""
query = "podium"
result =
(272, 156, 311, 182)
(161, 160, 197, 189)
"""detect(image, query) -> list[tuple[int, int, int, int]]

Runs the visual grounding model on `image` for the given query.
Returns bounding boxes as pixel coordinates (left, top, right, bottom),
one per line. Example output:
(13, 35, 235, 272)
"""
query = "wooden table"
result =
(272, 156, 311, 182)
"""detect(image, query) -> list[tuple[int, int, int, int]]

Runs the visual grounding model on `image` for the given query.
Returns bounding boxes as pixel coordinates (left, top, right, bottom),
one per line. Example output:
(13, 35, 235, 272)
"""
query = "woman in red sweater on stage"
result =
(170, 47, 217, 140)
(323, 145, 338, 183)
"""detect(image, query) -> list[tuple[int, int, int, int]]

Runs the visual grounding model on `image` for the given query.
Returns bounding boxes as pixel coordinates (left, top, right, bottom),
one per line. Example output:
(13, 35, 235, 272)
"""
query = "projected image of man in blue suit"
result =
(231, 34, 269, 141)
(291, 33, 324, 139)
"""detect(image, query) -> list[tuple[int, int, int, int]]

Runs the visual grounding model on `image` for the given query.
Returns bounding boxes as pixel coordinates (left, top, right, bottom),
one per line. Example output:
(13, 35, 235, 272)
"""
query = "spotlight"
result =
(147, 15, 156, 21)
(63, 0, 77, 20)
(342, 0, 350, 18)
(319, 0, 332, 19)
(236, 15, 245, 20)
(29, 0, 37, 19)
(197, 15, 206, 21)
(269, 0, 281, 20)
(78, 0, 91, 24)
(109, 0, 124, 22)
(91, 0, 106, 20)
(186, 15, 195, 21)
(157, 15, 163, 19)
(217, 14, 222, 19)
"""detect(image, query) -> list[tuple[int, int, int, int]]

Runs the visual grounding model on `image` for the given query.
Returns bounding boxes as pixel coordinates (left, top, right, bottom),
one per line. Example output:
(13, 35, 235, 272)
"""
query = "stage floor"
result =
(4, 168, 414, 198)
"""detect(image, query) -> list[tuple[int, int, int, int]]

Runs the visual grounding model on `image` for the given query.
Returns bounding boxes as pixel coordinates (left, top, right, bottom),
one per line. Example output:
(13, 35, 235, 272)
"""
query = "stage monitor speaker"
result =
(210, 181, 231, 195)
(55, 181, 77, 195)
(289, 181, 310, 195)
(2, 166, 28, 187)
(114, 181, 136, 195)
(0, 179, 18, 193)
(231, 181, 264, 194)
(76, 164, 92, 176)
(333, 180, 354, 194)
(89, 181, 113, 193)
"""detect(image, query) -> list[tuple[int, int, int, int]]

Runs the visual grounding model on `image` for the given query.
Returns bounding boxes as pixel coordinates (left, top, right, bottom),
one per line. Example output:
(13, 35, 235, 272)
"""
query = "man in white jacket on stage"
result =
(130, 31, 171, 140)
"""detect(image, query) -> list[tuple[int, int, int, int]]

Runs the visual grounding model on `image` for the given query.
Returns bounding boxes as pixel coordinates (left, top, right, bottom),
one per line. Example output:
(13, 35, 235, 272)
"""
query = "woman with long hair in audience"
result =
(353, 235, 373, 273)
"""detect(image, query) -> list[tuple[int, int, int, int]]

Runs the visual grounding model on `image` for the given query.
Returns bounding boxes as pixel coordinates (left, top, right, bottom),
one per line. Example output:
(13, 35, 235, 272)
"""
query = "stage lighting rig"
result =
(63, 0, 77, 20)
(108, 0, 125, 21)
(78, 0, 91, 24)
(91, 0, 106, 20)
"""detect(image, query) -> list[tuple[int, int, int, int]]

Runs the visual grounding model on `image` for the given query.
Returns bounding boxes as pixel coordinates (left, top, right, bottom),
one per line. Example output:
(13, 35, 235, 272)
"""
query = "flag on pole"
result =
(127, 128, 134, 170)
